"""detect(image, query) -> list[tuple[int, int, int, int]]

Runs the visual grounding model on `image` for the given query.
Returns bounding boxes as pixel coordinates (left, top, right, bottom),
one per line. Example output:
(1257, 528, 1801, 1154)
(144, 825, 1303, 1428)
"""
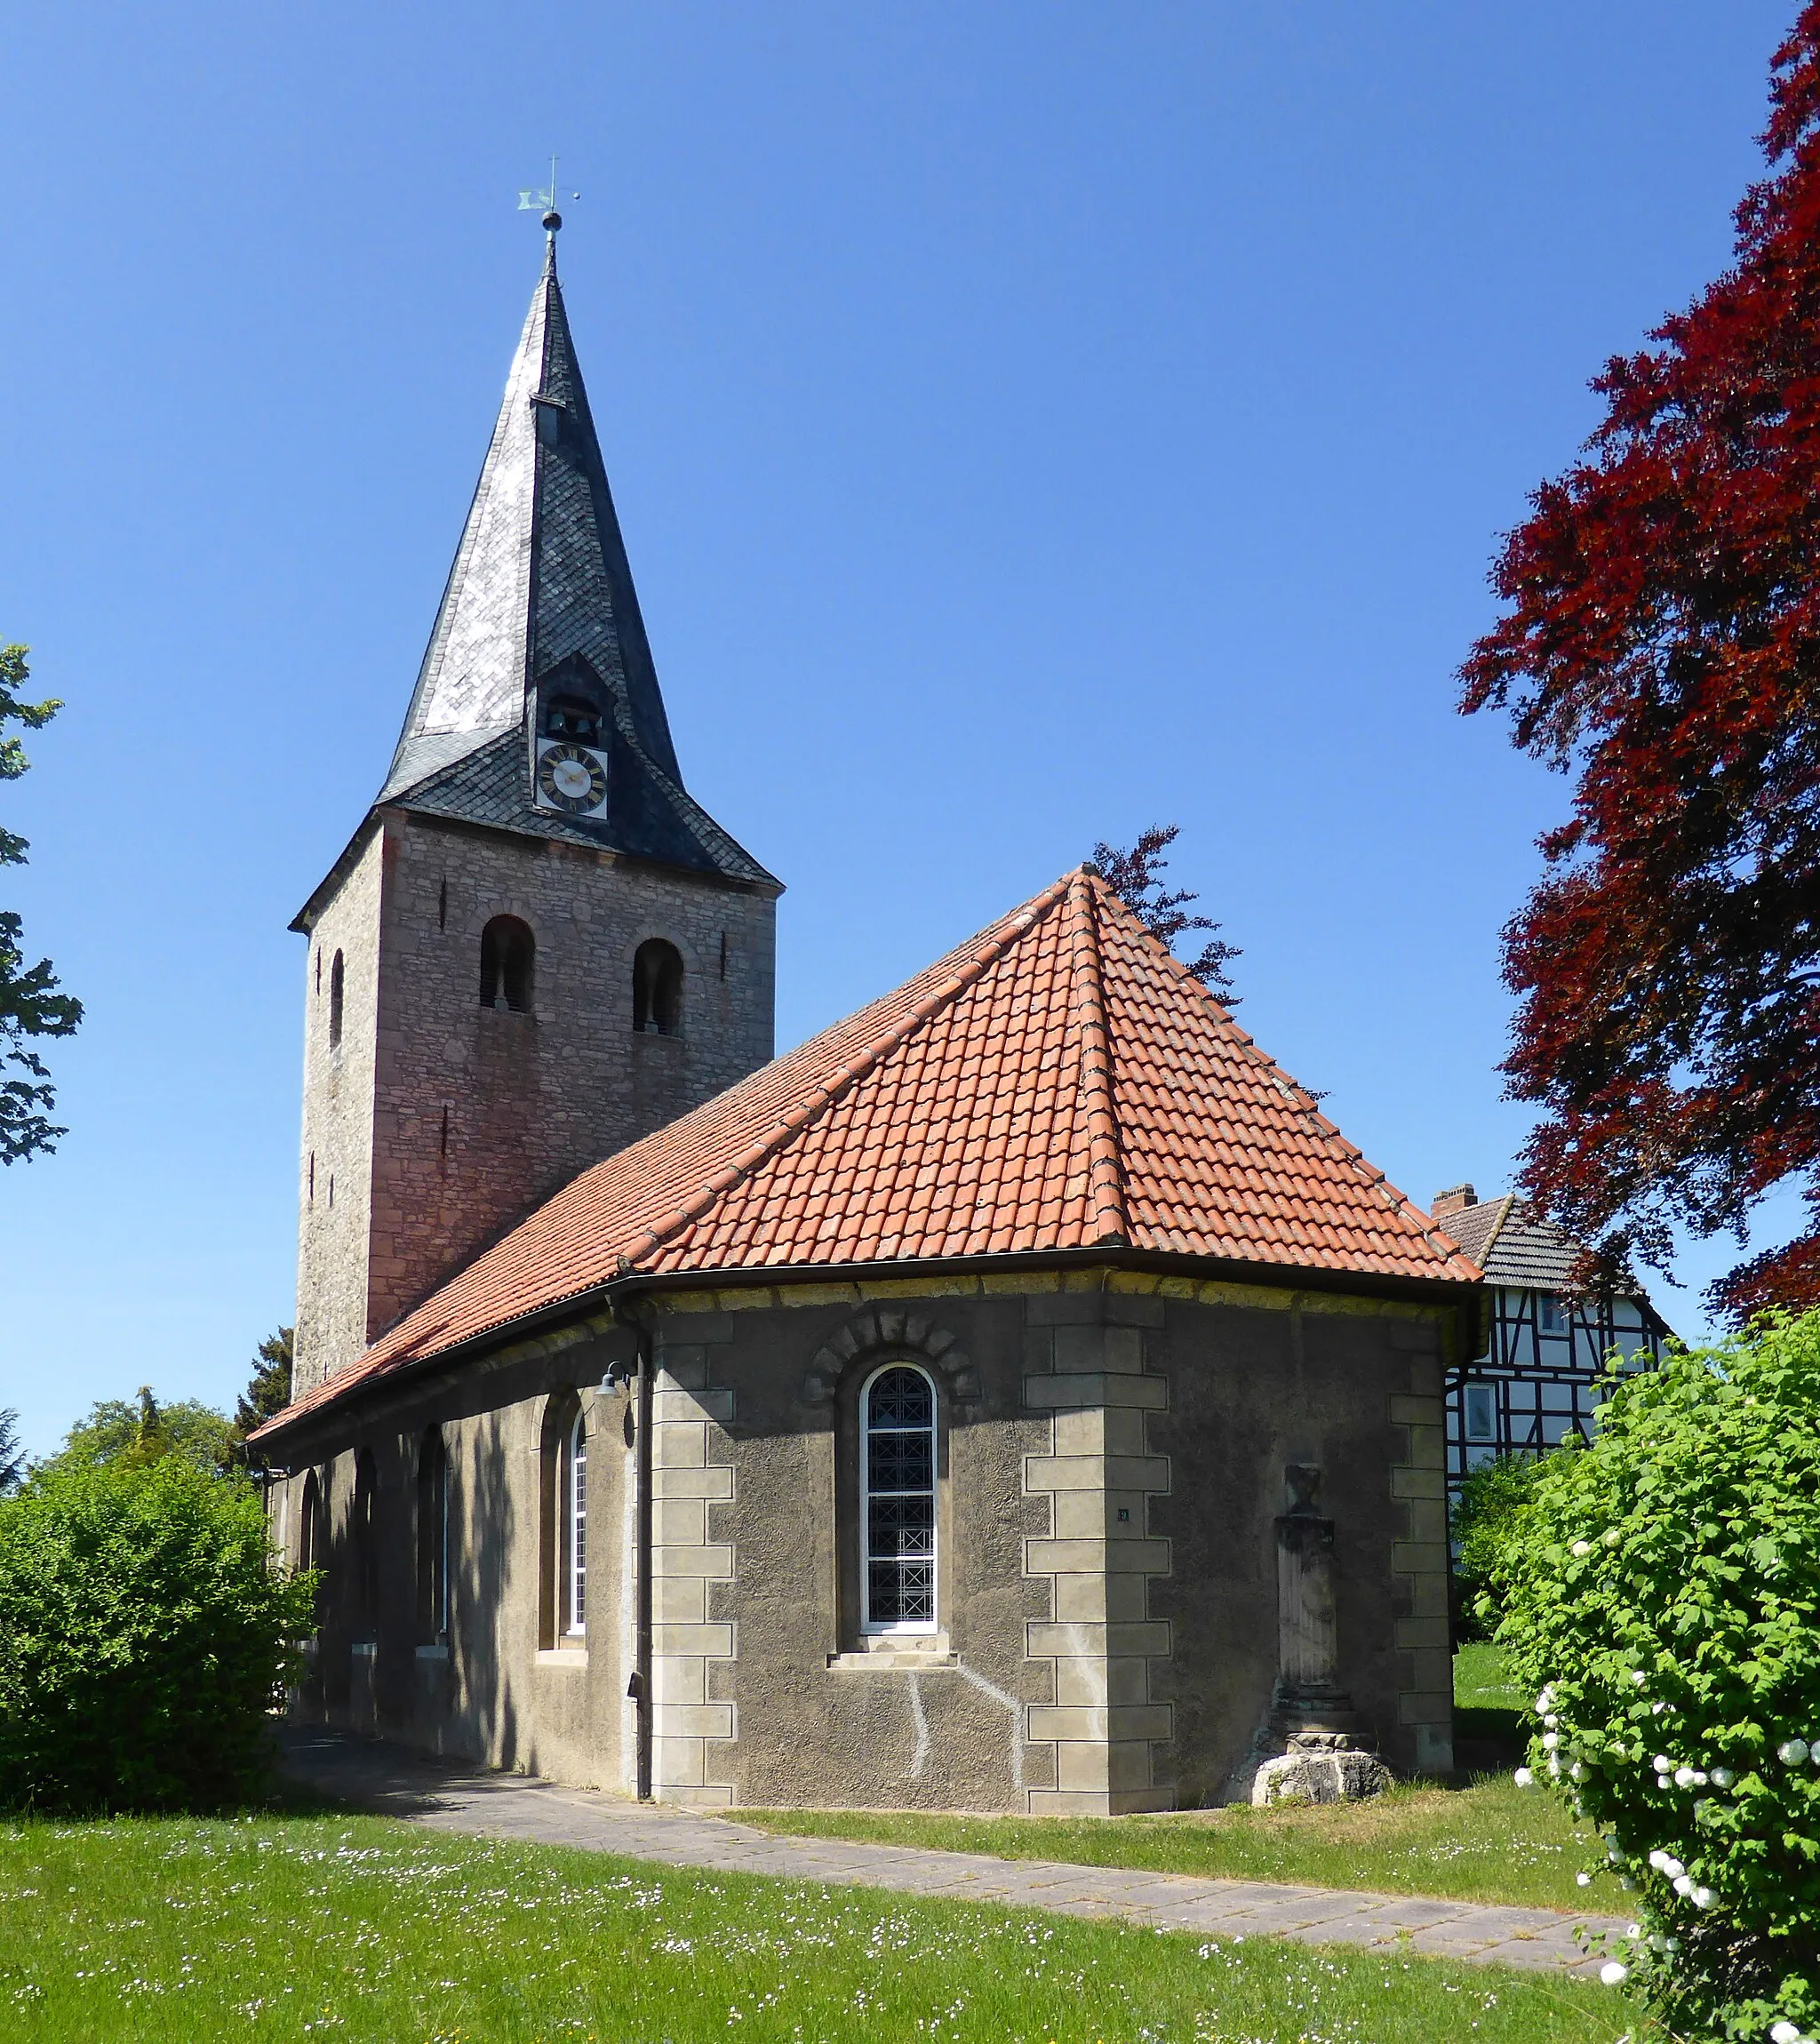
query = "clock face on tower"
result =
(535, 739, 610, 817)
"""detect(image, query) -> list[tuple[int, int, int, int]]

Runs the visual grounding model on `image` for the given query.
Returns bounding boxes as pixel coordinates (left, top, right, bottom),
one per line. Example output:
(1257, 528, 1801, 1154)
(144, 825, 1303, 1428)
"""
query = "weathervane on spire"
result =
(518, 156, 579, 236)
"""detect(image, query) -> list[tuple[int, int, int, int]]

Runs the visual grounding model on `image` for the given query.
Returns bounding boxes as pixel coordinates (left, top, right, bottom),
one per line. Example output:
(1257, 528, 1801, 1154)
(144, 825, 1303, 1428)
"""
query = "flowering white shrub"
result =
(1486, 1311, 1820, 2042)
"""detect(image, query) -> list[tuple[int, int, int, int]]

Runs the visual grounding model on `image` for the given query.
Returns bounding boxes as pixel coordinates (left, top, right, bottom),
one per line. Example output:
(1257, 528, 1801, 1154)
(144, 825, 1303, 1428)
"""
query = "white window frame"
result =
(565, 1409, 587, 1638)
(1464, 1382, 1497, 1442)
(859, 1361, 938, 1637)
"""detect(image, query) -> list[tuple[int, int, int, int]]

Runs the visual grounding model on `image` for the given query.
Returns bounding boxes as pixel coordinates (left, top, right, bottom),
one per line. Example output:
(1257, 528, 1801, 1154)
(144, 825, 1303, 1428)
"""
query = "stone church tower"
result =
(291, 227, 780, 1395)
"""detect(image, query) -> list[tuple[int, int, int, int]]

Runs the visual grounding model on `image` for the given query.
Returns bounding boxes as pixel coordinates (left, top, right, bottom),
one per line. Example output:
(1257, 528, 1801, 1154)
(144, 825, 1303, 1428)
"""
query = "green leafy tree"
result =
(231, 1328, 293, 1465)
(0, 1409, 22, 1496)
(45, 1387, 236, 1477)
(0, 1457, 316, 1811)
(1491, 1311, 1820, 2040)
(1451, 1451, 1556, 1634)
(0, 644, 81, 1165)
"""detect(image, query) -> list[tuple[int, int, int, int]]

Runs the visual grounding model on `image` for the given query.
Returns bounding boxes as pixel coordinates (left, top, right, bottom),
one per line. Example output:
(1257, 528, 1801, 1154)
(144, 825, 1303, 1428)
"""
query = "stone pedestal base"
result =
(1250, 1731, 1391, 1807)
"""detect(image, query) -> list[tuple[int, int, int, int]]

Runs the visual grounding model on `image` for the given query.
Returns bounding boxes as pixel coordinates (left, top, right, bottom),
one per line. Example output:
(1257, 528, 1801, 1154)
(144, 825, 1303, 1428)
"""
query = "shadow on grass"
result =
(1453, 1703, 1528, 1776)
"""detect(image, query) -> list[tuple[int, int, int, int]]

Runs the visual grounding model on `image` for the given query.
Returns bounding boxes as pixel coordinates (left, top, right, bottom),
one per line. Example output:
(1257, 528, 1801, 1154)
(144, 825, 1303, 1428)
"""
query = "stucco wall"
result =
(275, 1319, 640, 1786)
(641, 1274, 1452, 1812)
(1142, 1290, 1453, 1798)
(276, 1267, 1457, 1811)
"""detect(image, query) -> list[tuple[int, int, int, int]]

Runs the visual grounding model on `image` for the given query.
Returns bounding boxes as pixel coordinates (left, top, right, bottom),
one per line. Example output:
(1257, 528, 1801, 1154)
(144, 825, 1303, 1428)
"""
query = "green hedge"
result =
(1489, 1311, 1820, 2043)
(0, 1457, 317, 1812)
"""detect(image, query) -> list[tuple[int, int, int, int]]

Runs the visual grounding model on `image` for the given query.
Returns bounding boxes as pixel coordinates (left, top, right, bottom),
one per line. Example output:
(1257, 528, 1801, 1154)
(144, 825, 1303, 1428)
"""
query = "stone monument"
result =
(1238, 1465, 1392, 1805)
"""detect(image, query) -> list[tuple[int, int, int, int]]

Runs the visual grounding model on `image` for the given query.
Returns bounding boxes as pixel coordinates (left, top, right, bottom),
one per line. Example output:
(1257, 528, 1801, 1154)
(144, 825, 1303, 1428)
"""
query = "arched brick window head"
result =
(328, 951, 345, 1049)
(480, 915, 535, 1013)
(633, 938, 682, 1035)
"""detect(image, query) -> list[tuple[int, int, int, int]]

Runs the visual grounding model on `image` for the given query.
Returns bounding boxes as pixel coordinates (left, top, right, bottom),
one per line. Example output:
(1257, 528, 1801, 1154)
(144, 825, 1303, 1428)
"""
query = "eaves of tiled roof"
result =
(392, 730, 778, 890)
(255, 870, 1481, 1444)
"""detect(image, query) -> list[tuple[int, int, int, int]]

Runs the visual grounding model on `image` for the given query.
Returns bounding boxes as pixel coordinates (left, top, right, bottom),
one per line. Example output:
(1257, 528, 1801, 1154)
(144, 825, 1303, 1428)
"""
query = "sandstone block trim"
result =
(1020, 1308, 1174, 1816)
(1389, 1360, 1454, 1777)
(799, 1304, 979, 1407)
(649, 1341, 738, 1807)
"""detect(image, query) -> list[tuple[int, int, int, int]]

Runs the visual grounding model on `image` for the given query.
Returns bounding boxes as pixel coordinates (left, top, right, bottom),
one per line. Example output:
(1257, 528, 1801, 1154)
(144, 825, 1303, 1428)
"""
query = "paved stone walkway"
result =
(277, 1727, 1622, 1976)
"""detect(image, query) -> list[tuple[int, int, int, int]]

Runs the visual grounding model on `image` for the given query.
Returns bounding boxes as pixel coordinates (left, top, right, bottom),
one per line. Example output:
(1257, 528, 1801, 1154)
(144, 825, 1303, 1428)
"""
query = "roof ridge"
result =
(1068, 869, 1129, 1248)
(616, 873, 1077, 1270)
(1085, 877, 1474, 1275)
(1479, 1193, 1519, 1264)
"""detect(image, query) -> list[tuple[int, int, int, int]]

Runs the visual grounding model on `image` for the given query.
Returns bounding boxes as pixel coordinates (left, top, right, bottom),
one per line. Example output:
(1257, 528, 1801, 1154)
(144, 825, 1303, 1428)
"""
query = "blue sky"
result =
(0, 2, 1799, 1456)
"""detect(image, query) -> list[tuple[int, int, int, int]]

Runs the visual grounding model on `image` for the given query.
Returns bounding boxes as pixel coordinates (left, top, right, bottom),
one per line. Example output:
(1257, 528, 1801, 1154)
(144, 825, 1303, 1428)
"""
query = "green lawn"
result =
(0, 1812, 1631, 2044)
(1456, 1642, 1529, 1711)
(735, 1651, 1585, 1913)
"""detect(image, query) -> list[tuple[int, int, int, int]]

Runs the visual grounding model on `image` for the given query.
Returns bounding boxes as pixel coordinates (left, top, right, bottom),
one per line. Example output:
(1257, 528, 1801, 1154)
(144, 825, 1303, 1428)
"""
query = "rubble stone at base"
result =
(1251, 1735, 1392, 1807)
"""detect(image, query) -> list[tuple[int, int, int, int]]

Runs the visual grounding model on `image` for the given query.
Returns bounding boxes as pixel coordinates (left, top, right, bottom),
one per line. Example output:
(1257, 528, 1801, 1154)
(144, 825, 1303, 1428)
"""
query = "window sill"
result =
(829, 1636, 953, 1673)
(536, 1647, 589, 1668)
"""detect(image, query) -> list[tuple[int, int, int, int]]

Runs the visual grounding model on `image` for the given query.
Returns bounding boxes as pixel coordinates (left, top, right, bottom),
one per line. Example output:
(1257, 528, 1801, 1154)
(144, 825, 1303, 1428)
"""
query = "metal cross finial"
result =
(519, 156, 579, 236)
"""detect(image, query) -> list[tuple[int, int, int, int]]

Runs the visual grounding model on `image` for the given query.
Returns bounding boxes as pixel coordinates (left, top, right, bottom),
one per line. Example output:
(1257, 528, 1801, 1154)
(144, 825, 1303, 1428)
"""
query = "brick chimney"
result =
(1431, 1184, 1477, 1218)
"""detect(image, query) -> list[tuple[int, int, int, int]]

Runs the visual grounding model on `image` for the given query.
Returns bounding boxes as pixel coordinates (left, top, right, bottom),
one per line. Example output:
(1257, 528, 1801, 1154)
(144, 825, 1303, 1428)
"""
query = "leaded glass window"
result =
(862, 1365, 937, 1633)
(565, 1410, 587, 1636)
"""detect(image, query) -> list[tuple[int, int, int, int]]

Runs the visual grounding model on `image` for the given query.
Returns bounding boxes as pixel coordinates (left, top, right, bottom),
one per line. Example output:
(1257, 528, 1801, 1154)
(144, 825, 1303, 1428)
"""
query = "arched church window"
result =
(351, 1450, 378, 1636)
(539, 1393, 588, 1646)
(416, 1428, 449, 1644)
(861, 1364, 938, 1635)
(480, 916, 535, 1013)
(544, 695, 603, 748)
(633, 939, 683, 1036)
(563, 1409, 587, 1637)
(328, 951, 345, 1049)
(299, 1470, 325, 1576)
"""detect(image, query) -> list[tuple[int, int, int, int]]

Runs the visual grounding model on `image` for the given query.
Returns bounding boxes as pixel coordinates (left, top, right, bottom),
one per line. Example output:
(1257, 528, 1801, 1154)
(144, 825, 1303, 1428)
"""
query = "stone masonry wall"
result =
(297, 808, 778, 1385)
(294, 828, 387, 1394)
(1386, 1321, 1455, 1777)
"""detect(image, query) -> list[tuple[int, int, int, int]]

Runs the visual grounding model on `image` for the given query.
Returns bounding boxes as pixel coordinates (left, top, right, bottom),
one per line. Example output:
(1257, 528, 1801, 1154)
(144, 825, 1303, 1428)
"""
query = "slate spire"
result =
(385, 234, 676, 795)
(366, 236, 770, 884)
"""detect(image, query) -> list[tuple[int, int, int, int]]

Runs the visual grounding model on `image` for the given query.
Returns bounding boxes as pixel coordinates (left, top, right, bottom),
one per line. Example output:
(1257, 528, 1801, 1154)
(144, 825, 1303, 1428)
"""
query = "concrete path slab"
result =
(276, 1726, 1623, 1977)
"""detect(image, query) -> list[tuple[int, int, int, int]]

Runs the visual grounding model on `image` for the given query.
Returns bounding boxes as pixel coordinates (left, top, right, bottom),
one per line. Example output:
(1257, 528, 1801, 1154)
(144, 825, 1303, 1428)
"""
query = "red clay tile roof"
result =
(256, 870, 1477, 1440)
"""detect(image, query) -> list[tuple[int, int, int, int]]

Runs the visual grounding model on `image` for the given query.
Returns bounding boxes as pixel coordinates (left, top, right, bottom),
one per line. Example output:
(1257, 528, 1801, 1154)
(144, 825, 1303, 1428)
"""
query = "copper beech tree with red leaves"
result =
(1462, 6, 1820, 1319)
(1089, 823, 1240, 1003)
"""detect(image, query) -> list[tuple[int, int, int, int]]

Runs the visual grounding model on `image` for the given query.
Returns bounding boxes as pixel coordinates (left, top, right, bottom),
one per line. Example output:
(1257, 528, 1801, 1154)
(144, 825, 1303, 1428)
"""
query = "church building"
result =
(252, 225, 1484, 1813)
